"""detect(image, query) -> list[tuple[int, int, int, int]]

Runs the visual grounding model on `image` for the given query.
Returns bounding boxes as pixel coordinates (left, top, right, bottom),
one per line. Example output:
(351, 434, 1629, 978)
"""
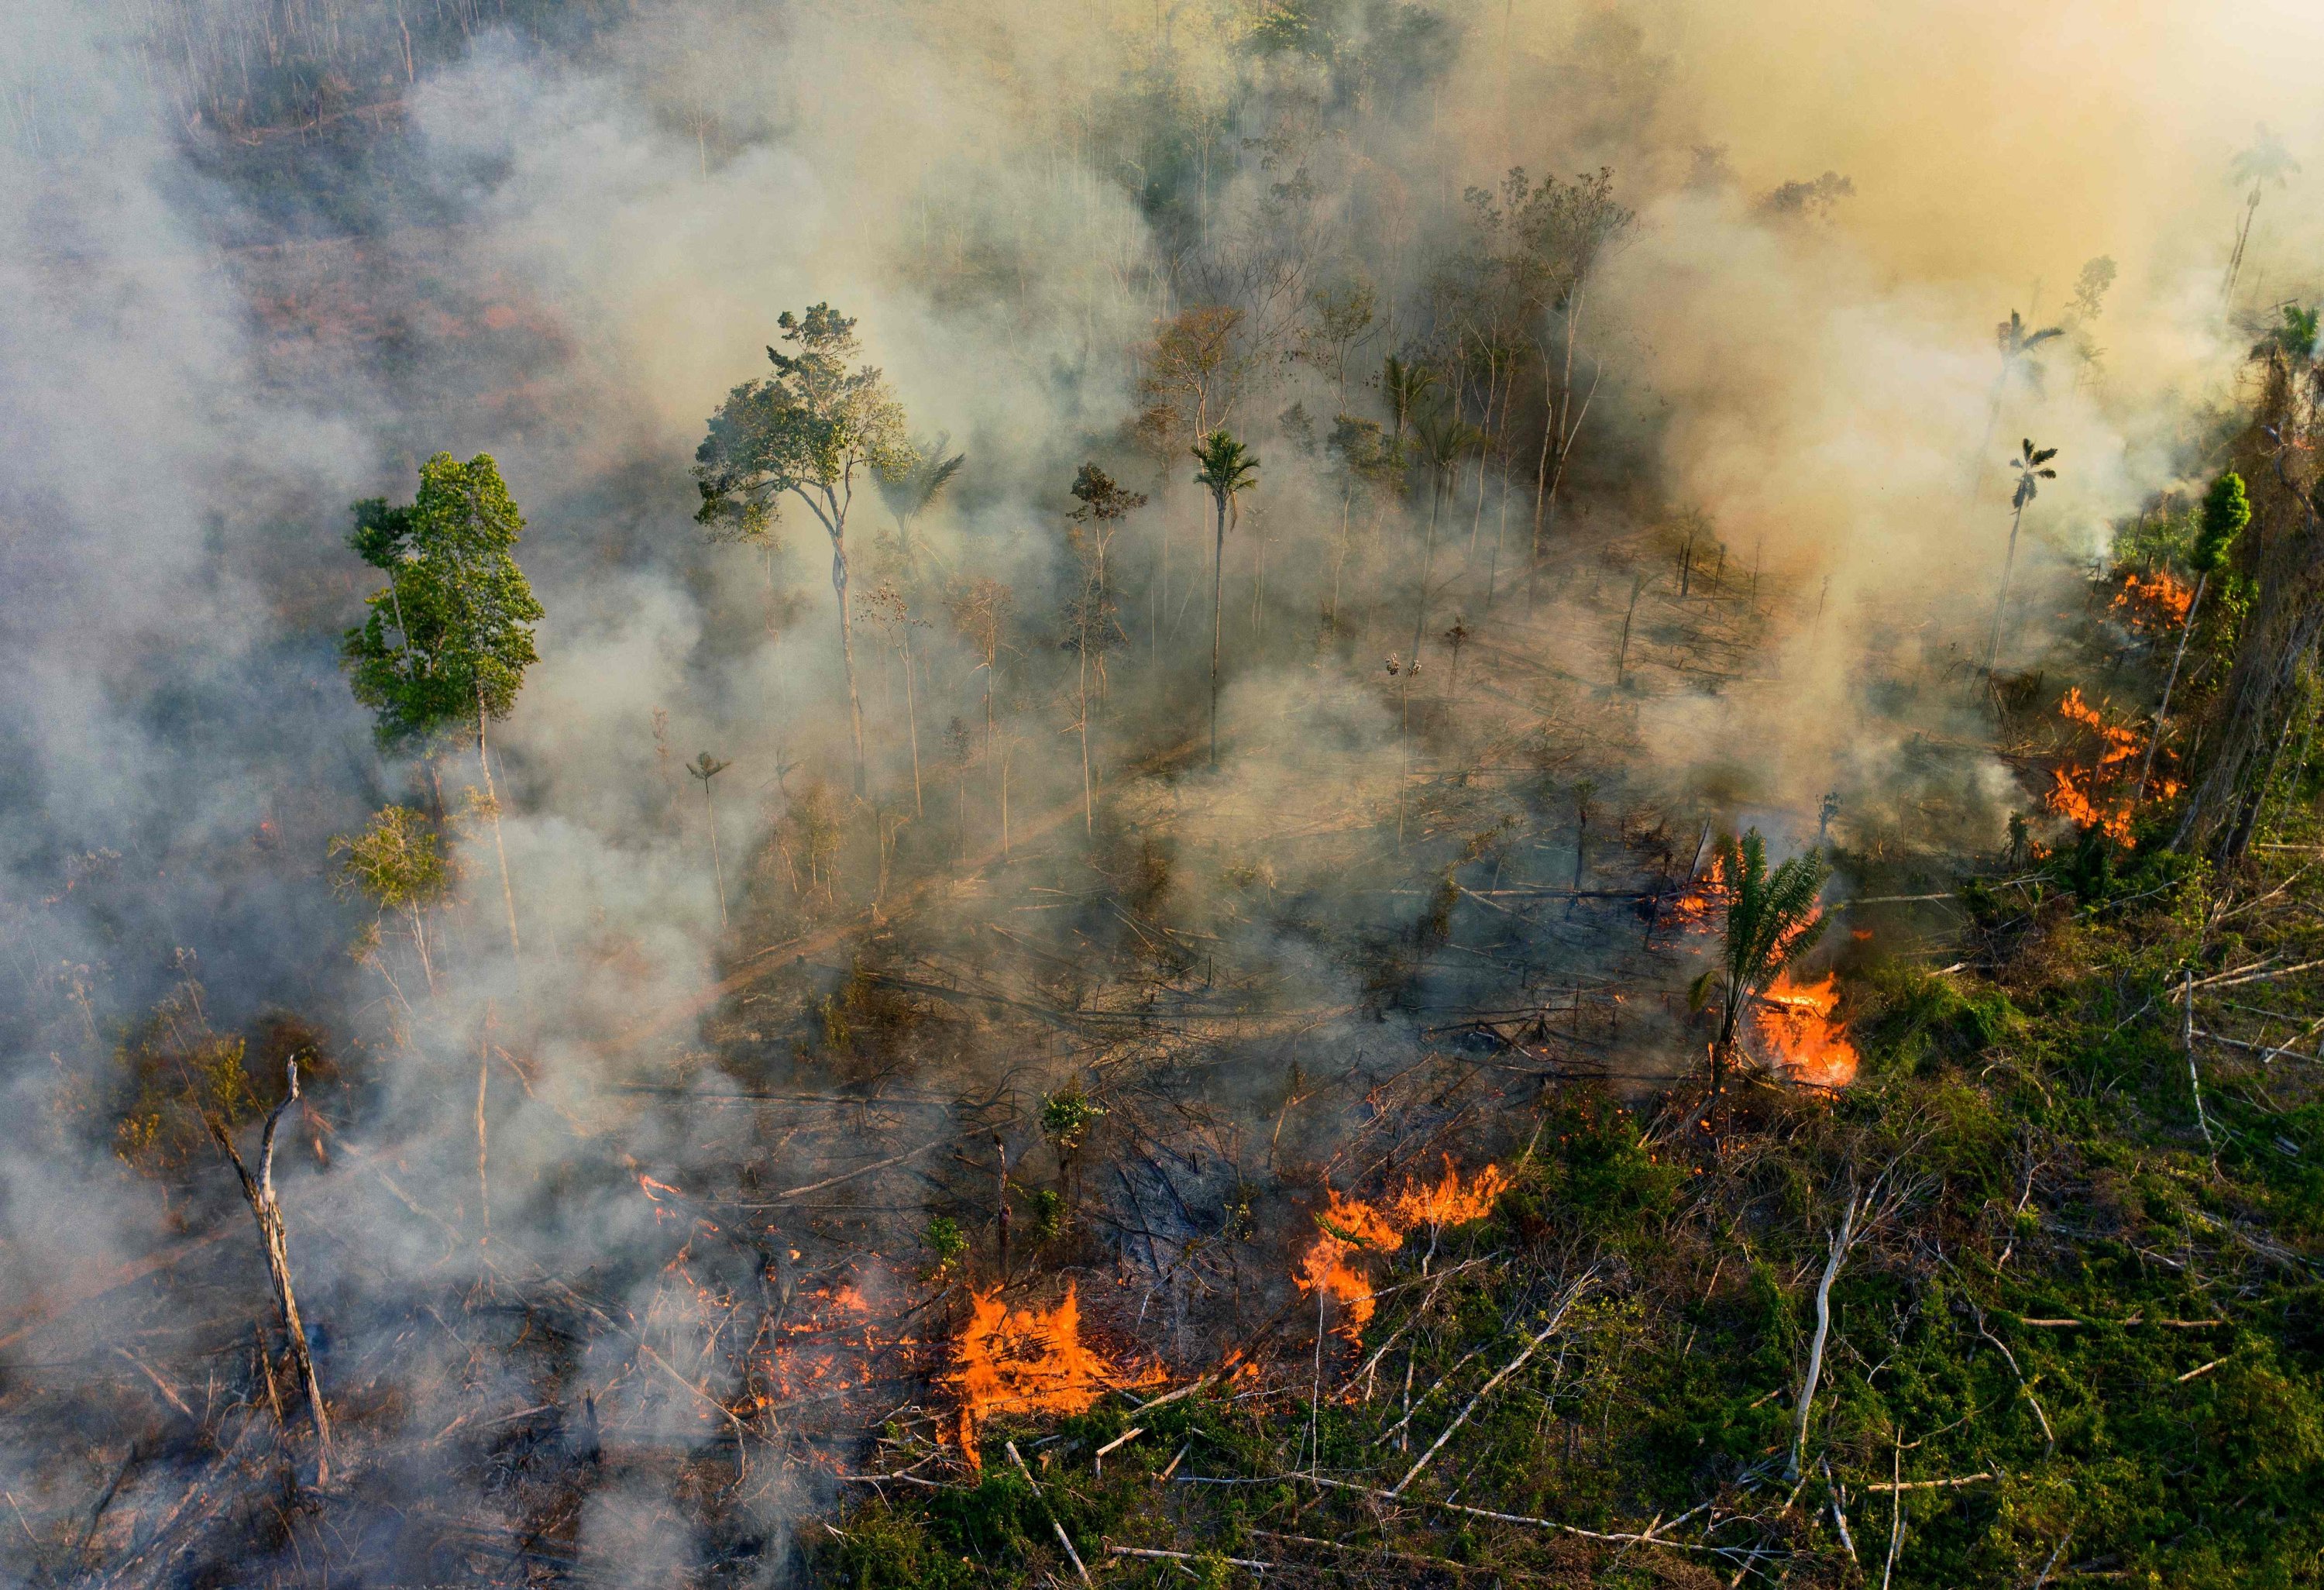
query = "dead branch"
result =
(1390, 1267, 1597, 1495)
(205, 1058, 331, 1483)
(1006, 1440, 1092, 1586)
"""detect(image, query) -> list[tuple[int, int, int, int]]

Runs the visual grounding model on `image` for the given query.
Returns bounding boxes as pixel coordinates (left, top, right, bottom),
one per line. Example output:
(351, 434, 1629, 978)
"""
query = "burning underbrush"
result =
(947, 1285, 1160, 1466)
(1297, 1158, 1511, 1339)
(2047, 686, 2173, 845)
(1750, 970, 1860, 1087)
(2112, 569, 2194, 632)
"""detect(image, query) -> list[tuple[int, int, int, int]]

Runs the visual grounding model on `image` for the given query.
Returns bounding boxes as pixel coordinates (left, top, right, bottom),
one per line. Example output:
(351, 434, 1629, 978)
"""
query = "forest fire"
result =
(2048, 687, 2170, 844)
(947, 1284, 1149, 1466)
(1752, 972, 1859, 1088)
(1662, 852, 1731, 933)
(1298, 1160, 1510, 1338)
(2113, 569, 2194, 631)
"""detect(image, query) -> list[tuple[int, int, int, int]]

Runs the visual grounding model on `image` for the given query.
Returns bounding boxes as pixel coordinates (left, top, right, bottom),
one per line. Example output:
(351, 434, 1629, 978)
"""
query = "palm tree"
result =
(1968, 312, 2063, 494)
(875, 435, 966, 583)
(1380, 355, 1437, 452)
(1690, 831, 1831, 1101)
(1981, 439, 2058, 680)
(2225, 125, 2300, 305)
(2135, 470, 2250, 803)
(1192, 430, 1260, 769)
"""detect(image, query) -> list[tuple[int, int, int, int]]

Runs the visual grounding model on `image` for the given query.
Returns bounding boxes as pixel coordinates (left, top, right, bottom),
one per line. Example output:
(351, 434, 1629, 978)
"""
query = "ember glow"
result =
(947, 1284, 1150, 1465)
(1663, 852, 1731, 934)
(1752, 972, 1859, 1088)
(1298, 1160, 1509, 1338)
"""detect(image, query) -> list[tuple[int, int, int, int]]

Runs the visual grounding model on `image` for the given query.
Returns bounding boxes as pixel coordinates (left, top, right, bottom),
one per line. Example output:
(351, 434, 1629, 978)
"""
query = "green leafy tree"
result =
(1191, 430, 1260, 769)
(1039, 1081, 1105, 1212)
(696, 304, 915, 798)
(2137, 470, 2250, 802)
(342, 453, 540, 965)
(1690, 831, 1831, 1100)
(331, 805, 456, 997)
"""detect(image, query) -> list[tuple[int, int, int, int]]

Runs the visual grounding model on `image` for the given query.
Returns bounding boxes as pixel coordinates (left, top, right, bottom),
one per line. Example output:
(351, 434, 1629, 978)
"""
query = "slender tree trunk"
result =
(1405, 473, 1444, 734)
(1210, 490, 1226, 769)
(1981, 501, 2029, 680)
(1079, 647, 1094, 840)
(476, 700, 521, 968)
(702, 776, 727, 928)
(475, 1009, 491, 1247)
(2135, 572, 2209, 803)
(1467, 358, 1499, 557)
(407, 904, 436, 997)
(830, 530, 868, 798)
(902, 629, 923, 817)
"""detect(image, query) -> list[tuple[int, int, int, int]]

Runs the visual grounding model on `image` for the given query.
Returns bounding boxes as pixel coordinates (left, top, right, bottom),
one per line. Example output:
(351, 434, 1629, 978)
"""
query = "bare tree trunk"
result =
(407, 903, 436, 997)
(476, 700, 521, 968)
(1404, 473, 1445, 735)
(1980, 501, 2028, 680)
(703, 775, 727, 929)
(1079, 647, 1094, 841)
(210, 1061, 332, 1482)
(902, 628, 923, 817)
(831, 529, 868, 798)
(1209, 491, 1226, 769)
(476, 1009, 491, 1247)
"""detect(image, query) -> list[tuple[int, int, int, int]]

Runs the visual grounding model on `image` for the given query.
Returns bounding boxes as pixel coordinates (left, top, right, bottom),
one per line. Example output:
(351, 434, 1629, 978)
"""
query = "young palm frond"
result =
(876, 435, 967, 581)
(1380, 355, 1438, 449)
(1690, 830, 1831, 1096)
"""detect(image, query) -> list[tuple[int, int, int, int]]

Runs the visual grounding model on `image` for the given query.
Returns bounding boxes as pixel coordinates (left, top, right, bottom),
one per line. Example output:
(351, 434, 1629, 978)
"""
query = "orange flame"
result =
(1662, 852, 1731, 934)
(1752, 971, 1859, 1087)
(2112, 570, 2192, 632)
(2048, 687, 2174, 845)
(947, 1284, 1151, 1466)
(1297, 1160, 1508, 1339)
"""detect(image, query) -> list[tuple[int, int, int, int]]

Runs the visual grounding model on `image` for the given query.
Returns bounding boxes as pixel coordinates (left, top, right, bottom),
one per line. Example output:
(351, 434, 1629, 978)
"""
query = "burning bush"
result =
(1297, 1158, 1509, 1337)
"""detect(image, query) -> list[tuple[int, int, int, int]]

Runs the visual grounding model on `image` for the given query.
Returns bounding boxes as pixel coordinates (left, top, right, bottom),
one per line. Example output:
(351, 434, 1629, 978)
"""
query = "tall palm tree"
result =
(1968, 311, 2063, 494)
(1192, 429, 1260, 769)
(2225, 125, 2300, 305)
(1981, 439, 2058, 680)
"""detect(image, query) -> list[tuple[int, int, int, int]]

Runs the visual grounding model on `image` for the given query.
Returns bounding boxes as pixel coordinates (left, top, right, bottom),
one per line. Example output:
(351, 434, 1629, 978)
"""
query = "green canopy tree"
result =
(342, 453, 541, 966)
(1690, 830, 1831, 1101)
(332, 805, 456, 1000)
(2137, 470, 2250, 803)
(696, 305, 915, 798)
(1192, 429, 1259, 769)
